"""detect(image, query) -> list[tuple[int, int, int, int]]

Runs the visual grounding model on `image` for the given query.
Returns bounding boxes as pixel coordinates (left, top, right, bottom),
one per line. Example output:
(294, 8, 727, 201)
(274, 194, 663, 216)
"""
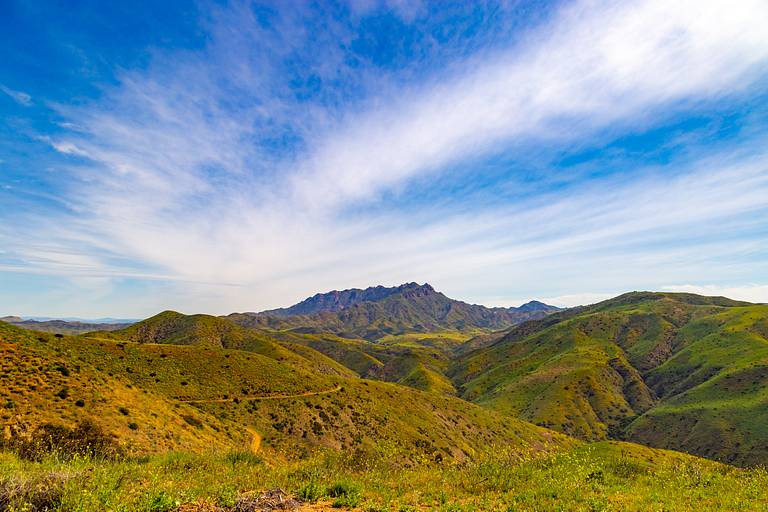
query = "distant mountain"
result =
(1, 317, 133, 334)
(517, 300, 560, 313)
(262, 284, 411, 316)
(21, 316, 140, 323)
(227, 283, 560, 340)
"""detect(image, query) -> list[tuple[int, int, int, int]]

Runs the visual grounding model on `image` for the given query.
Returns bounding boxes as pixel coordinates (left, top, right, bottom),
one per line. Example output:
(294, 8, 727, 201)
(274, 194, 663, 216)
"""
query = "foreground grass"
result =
(2, 441, 767, 511)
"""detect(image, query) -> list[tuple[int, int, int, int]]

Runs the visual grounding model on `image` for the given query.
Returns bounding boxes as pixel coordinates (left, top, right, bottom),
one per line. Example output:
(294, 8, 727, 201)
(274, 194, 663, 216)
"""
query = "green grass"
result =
(1, 441, 766, 511)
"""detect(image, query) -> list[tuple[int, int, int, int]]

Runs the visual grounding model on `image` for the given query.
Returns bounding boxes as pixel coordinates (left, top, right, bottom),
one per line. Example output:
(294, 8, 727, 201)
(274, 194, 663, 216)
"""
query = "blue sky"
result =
(1, 0, 767, 317)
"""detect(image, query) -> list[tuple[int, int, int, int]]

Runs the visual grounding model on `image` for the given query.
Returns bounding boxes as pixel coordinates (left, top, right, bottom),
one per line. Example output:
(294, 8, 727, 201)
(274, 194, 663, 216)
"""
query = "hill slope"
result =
(93, 311, 355, 378)
(451, 292, 768, 465)
(228, 282, 559, 340)
(1, 319, 573, 463)
(0, 322, 249, 454)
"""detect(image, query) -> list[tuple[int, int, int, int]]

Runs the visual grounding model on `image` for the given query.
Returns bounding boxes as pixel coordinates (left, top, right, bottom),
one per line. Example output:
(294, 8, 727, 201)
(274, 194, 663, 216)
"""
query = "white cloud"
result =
(538, 293, 617, 308)
(51, 141, 90, 157)
(289, 0, 768, 210)
(4, 0, 768, 315)
(661, 284, 768, 304)
(0, 84, 32, 106)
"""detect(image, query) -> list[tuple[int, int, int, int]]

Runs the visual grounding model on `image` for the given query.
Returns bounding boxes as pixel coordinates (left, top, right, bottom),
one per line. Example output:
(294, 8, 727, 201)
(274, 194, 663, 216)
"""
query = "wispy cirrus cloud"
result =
(0, 84, 32, 106)
(3, 0, 768, 315)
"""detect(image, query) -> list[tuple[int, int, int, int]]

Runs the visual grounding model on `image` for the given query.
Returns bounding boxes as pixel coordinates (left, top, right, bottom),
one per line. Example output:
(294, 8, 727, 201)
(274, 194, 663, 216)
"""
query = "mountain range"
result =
(0, 316, 132, 334)
(227, 282, 559, 340)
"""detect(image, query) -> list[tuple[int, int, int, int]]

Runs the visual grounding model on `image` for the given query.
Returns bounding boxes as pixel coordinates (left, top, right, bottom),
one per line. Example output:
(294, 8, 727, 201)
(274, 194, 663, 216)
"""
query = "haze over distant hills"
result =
(0, 316, 134, 334)
(227, 282, 560, 340)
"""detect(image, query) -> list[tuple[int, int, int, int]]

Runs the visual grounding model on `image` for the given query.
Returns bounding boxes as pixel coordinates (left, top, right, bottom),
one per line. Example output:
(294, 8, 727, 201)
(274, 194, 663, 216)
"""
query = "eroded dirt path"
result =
(245, 426, 262, 453)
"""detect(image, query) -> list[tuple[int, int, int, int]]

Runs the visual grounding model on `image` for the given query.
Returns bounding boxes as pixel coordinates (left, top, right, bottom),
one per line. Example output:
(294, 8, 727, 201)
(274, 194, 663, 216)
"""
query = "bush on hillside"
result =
(7, 419, 124, 461)
(0, 472, 69, 511)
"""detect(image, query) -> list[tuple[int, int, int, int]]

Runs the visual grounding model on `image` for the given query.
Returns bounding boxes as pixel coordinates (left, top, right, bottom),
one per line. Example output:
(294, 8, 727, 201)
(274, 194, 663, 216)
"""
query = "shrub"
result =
(606, 457, 648, 478)
(12, 419, 124, 461)
(296, 480, 325, 502)
(0, 472, 69, 511)
(224, 450, 262, 468)
(216, 486, 238, 508)
(128, 422, 139, 431)
(182, 414, 203, 428)
(328, 481, 362, 508)
(144, 490, 178, 511)
(75, 399, 85, 407)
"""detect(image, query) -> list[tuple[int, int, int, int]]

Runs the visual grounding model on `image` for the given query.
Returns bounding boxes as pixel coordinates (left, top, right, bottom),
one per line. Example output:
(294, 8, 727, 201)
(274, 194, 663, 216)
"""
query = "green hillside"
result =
(627, 305, 768, 465)
(0, 320, 571, 465)
(93, 311, 355, 378)
(451, 292, 768, 465)
(262, 329, 465, 394)
(0, 322, 248, 455)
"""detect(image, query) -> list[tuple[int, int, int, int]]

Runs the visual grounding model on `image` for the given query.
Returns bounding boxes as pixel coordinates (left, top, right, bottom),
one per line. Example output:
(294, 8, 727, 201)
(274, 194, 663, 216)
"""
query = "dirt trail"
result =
(245, 426, 262, 453)
(177, 385, 342, 404)
(178, 385, 342, 455)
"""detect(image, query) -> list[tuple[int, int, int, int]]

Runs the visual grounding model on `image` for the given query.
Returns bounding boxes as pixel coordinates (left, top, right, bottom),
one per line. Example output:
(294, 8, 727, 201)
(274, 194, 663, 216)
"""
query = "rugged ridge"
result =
(227, 283, 559, 340)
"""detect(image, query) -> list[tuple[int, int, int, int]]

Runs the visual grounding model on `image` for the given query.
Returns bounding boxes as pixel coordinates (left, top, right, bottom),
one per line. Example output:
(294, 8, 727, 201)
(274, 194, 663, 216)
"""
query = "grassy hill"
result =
(451, 292, 768, 465)
(0, 322, 248, 455)
(263, 329, 462, 394)
(0, 319, 572, 466)
(627, 304, 768, 465)
(93, 311, 356, 378)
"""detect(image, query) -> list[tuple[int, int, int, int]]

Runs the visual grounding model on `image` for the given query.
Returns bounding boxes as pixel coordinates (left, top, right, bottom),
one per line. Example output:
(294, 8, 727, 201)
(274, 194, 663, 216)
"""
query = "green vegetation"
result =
(5, 288, 768, 509)
(0, 320, 568, 464)
(451, 292, 768, 465)
(1, 442, 766, 511)
(263, 329, 464, 394)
